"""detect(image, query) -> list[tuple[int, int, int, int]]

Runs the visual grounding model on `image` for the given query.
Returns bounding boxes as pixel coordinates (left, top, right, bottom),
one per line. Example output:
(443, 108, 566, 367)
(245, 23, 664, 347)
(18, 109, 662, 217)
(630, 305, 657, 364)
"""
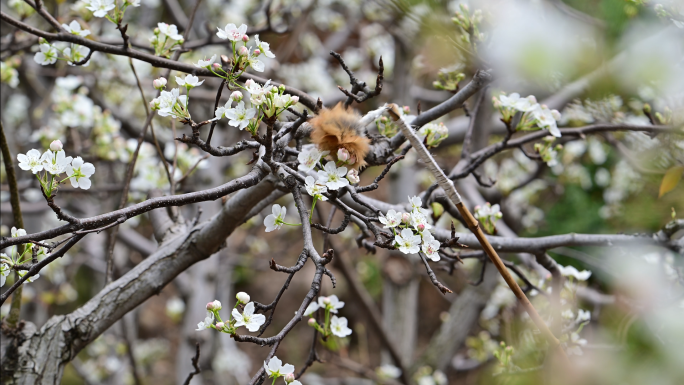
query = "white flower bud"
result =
(238, 46, 249, 56)
(153, 77, 167, 90)
(401, 213, 411, 224)
(291, 96, 299, 104)
(215, 322, 225, 331)
(245, 79, 254, 87)
(50, 140, 63, 151)
(212, 300, 222, 310)
(230, 91, 243, 102)
(206, 302, 215, 310)
(236, 291, 250, 304)
(284, 373, 296, 383)
(308, 318, 317, 326)
(347, 169, 360, 184)
(322, 297, 331, 305)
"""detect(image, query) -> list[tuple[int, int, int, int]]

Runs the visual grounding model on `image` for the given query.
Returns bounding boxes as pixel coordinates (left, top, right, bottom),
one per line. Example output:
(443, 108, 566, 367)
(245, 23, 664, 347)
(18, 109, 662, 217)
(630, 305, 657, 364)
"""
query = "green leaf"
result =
(659, 165, 684, 198)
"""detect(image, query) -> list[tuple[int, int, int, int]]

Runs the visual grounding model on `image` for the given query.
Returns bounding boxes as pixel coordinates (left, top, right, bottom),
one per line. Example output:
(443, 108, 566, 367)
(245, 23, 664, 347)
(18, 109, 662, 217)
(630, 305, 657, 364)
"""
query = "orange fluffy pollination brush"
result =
(309, 103, 371, 169)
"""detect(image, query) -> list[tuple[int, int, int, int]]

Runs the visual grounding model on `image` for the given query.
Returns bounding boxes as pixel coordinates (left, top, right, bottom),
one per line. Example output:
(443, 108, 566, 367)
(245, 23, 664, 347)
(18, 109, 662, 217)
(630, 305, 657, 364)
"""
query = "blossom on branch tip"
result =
(34, 44, 58, 65)
(531, 104, 561, 137)
(195, 311, 215, 331)
(305, 176, 328, 201)
(194, 55, 217, 68)
(254, 35, 276, 58)
(330, 315, 352, 337)
(225, 101, 256, 130)
(264, 204, 286, 232)
(408, 195, 430, 216)
(379, 209, 402, 228)
(175, 74, 204, 88)
(85, 0, 115, 18)
(216, 23, 248, 41)
(297, 147, 328, 172)
(62, 21, 90, 37)
(421, 232, 441, 261)
(158, 23, 183, 40)
(395, 228, 421, 254)
(153, 77, 167, 90)
(66, 156, 95, 189)
(318, 295, 345, 313)
(317, 161, 349, 190)
(236, 291, 250, 304)
(232, 302, 266, 332)
(42, 150, 73, 175)
(17, 149, 45, 174)
(264, 356, 295, 378)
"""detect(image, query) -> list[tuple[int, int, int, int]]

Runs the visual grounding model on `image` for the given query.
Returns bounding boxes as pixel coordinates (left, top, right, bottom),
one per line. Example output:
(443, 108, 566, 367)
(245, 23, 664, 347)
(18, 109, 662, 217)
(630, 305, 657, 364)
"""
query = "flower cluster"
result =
(149, 76, 194, 120)
(305, 295, 353, 338)
(17, 141, 96, 198)
(493, 93, 562, 137)
(33, 38, 92, 67)
(418, 122, 449, 148)
(379, 196, 441, 261)
(196, 292, 266, 334)
(452, 4, 485, 49)
(298, 147, 358, 190)
(375, 105, 412, 138)
(534, 136, 563, 167)
(473, 202, 503, 234)
(150, 23, 183, 58)
(84, 0, 139, 24)
(264, 356, 302, 385)
(1, 227, 46, 287)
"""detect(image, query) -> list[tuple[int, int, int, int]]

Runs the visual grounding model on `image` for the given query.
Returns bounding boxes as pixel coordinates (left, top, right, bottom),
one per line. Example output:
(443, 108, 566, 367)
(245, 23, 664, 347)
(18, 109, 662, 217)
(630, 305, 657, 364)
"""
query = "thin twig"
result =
(182, 343, 201, 385)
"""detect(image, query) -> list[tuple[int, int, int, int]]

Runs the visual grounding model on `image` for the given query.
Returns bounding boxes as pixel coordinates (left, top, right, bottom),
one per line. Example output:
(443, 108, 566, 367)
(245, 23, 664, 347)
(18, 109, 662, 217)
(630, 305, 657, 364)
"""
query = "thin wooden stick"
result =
(387, 103, 568, 361)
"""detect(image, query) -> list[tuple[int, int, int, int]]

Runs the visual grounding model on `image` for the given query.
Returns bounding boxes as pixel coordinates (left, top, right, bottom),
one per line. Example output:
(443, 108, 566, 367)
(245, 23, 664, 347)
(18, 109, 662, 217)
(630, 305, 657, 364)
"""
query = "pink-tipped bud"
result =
(153, 77, 167, 90)
(50, 140, 63, 151)
(236, 291, 250, 304)
(212, 62, 221, 69)
(337, 148, 350, 162)
(284, 373, 296, 383)
(403, 106, 410, 114)
(242, 34, 249, 42)
(254, 49, 261, 56)
(215, 322, 225, 331)
(245, 79, 254, 87)
(230, 91, 243, 102)
(401, 213, 411, 224)
(238, 46, 249, 56)
(417, 223, 425, 232)
(348, 156, 356, 165)
(308, 318, 317, 326)
(206, 302, 215, 310)
(322, 297, 331, 305)
(291, 96, 299, 104)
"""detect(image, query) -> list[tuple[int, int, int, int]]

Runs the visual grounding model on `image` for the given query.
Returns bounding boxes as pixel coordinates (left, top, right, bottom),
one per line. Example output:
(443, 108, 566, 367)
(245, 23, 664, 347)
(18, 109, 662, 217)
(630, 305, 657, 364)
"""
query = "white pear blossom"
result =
(85, 0, 115, 18)
(175, 74, 204, 88)
(263, 356, 294, 378)
(42, 150, 73, 175)
(576, 309, 591, 323)
(474, 203, 501, 221)
(64, 45, 91, 66)
(66, 156, 95, 189)
(531, 104, 561, 137)
(11, 227, 26, 238)
(34, 44, 58, 65)
(305, 176, 328, 201)
(377, 364, 402, 379)
(330, 315, 352, 337)
(248, 55, 265, 72)
(225, 101, 256, 130)
(395, 228, 422, 254)
(245, 79, 272, 105)
(216, 23, 247, 41)
(17, 149, 45, 173)
(18, 270, 39, 283)
(408, 195, 430, 216)
(62, 21, 90, 37)
(194, 55, 217, 68)
(318, 295, 345, 313)
(499, 93, 537, 112)
(195, 310, 215, 331)
(254, 35, 276, 58)
(410, 212, 432, 233)
(346, 169, 360, 184)
(232, 302, 266, 332)
(1, 257, 10, 288)
(157, 23, 183, 40)
(421, 232, 441, 261)
(124, 0, 141, 6)
(558, 265, 592, 281)
(379, 209, 402, 228)
(264, 204, 286, 232)
(317, 161, 349, 190)
(297, 147, 328, 172)
(304, 302, 319, 316)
